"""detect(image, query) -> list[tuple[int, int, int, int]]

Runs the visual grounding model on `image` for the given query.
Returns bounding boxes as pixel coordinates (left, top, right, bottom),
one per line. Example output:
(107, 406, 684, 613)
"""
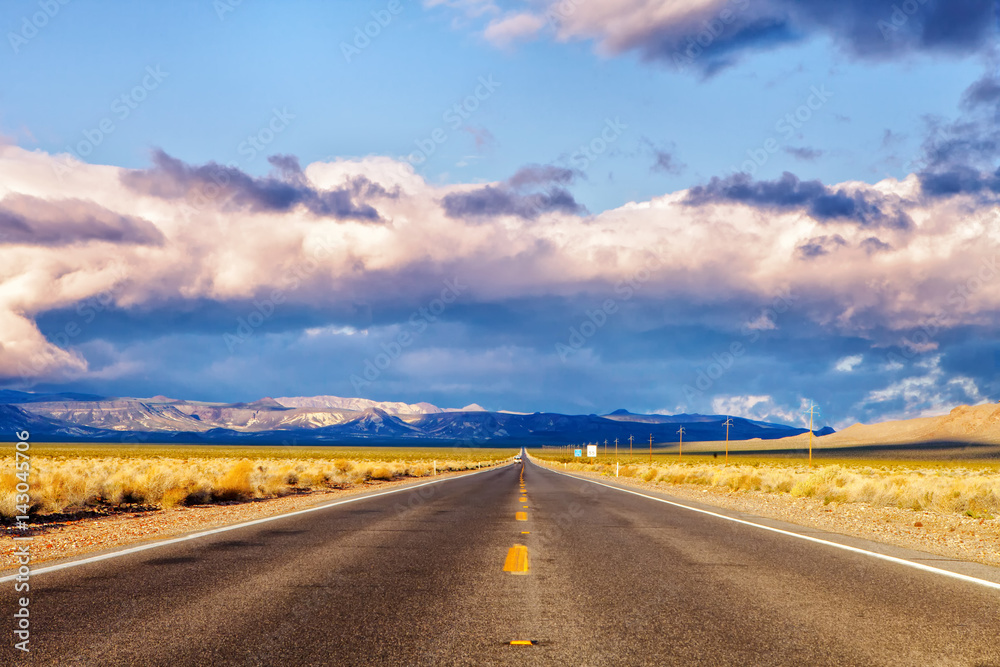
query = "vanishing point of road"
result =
(3, 457, 999, 666)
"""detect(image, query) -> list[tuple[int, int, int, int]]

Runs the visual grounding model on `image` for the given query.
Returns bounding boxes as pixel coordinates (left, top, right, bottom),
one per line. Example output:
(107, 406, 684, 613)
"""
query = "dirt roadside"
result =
(534, 460, 1000, 569)
(1, 466, 498, 571)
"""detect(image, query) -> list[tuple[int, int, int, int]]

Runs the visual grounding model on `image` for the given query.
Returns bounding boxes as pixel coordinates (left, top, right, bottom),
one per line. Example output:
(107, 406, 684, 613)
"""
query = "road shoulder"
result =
(532, 458, 1000, 586)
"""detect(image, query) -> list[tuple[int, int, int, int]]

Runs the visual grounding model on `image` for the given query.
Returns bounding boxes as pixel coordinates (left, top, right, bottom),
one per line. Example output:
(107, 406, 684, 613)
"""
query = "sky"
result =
(1, 0, 999, 429)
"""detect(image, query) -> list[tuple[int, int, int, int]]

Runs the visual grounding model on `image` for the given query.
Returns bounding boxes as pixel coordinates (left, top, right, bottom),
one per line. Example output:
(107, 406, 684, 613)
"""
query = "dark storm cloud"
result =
(619, 0, 995, 75)
(121, 150, 385, 221)
(442, 164, 585, 220)
(960, 73, 1000, 110)
(442, 186, 583, 220)
(919, 166, 1000, 196)
(0, 194, 164, 247)
(918, 73, 1000, 199)
(685, 172, 912, 228)
(796, 234, 847, 259)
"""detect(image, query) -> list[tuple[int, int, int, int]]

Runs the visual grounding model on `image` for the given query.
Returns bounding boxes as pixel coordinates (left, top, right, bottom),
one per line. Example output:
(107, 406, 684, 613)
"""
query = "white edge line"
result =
(1, 462, 512, 583)
(540, 462, 1000, 592)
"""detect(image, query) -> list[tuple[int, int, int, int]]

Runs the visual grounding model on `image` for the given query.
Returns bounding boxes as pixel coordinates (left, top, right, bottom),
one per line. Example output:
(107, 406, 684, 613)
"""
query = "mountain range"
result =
(0, 391, 833, 446)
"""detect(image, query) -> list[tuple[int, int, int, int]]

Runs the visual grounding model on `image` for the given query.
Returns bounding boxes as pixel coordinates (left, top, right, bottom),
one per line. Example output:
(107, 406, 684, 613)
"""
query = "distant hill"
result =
(0, 391, 831, 445)
(768, 403, 1000, 449)
(272, 395, 442, 415)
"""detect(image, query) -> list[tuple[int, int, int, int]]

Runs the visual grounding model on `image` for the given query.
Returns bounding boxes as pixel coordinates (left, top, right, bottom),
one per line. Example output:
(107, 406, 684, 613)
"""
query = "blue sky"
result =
(1, 0, 999, 428)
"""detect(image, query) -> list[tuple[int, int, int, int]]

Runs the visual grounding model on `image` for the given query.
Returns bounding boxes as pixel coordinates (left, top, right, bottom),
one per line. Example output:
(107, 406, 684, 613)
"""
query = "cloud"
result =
(710, 394, 810, 426)
(429, 0, 997, 74)
(860, 236, 892, 253)
(835, 354, 863, 372)
(961, 73, 1000, 110)
(506, 164, 579, 189)
(855, 355, 987, 420)
(919, 166, 1000, 197)
(796, 234, 847, 259)
(0, 194, 164, 247)
(483, 12, 546, 46)
(442, 185, 583, 219)
(3, 140, 1000, 417)
(917, 73, 1000, 200)
(639, 138, 686, 175)
(784, 146, 823, 161)
(441, 163, 585, 219)
(121, 150, 387, 222)
(685, 171, 913, 228)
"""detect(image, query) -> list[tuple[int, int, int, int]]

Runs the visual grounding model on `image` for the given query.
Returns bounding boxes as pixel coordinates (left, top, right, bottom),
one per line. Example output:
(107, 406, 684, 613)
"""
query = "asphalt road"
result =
(3, 457, 1000, 666)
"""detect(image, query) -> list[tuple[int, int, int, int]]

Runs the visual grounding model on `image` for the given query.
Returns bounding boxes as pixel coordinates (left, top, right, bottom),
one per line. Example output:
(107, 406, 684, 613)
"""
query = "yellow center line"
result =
(510, 640, 534, 646)
(503, 544, 529, 574)
(515, 511, 527, 521)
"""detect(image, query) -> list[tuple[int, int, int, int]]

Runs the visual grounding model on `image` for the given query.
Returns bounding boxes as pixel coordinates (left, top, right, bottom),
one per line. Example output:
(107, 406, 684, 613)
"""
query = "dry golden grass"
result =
(534, 455, 1000, 519)
(0, 447, 509, 517)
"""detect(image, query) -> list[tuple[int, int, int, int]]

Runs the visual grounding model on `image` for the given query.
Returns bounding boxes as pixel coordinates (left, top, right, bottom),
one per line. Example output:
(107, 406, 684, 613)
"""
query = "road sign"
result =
(574, 449, 582, 457)
(586, 445, 597, 457)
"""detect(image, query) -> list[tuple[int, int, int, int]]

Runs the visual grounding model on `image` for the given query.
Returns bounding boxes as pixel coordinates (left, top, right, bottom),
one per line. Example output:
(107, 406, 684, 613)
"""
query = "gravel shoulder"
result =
(535, 460, 1000, 569)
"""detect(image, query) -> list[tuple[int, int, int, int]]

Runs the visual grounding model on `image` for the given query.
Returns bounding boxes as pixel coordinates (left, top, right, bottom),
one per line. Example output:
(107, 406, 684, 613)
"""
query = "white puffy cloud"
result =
(483, 12, 547, 46)
(2, 143, 1000, 387)
(834, 354, 863, 372)
(853, 355, 988, 420)
(710, 394, 811, 426)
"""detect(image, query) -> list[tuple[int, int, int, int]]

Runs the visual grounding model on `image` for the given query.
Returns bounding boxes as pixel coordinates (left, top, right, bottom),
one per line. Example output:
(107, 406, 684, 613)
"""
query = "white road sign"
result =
(587, 445, 597, 457)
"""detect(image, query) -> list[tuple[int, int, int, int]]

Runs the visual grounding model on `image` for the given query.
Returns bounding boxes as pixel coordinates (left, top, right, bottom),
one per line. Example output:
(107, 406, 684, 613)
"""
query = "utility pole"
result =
(677, 426, 685, 460)
(629, 434, 633, 458)
(615, 438, 618, 477)
(722, 417, 733, 464)
(649, 433, 653, 464)
(604, 439, 608, 456)
(804, 402, 820, 466)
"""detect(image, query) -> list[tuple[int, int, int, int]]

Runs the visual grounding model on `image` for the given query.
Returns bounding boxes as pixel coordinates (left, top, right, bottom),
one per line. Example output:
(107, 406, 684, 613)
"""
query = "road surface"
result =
(3, 457, 999, 665)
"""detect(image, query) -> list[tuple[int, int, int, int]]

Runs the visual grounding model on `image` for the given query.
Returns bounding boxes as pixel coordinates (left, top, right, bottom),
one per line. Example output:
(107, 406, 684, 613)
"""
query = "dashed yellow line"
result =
(503, 544, 529, 574)
(519, 496, 527, 502)
(510, 640, 534, 646)
(516, 511, 527, 521)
